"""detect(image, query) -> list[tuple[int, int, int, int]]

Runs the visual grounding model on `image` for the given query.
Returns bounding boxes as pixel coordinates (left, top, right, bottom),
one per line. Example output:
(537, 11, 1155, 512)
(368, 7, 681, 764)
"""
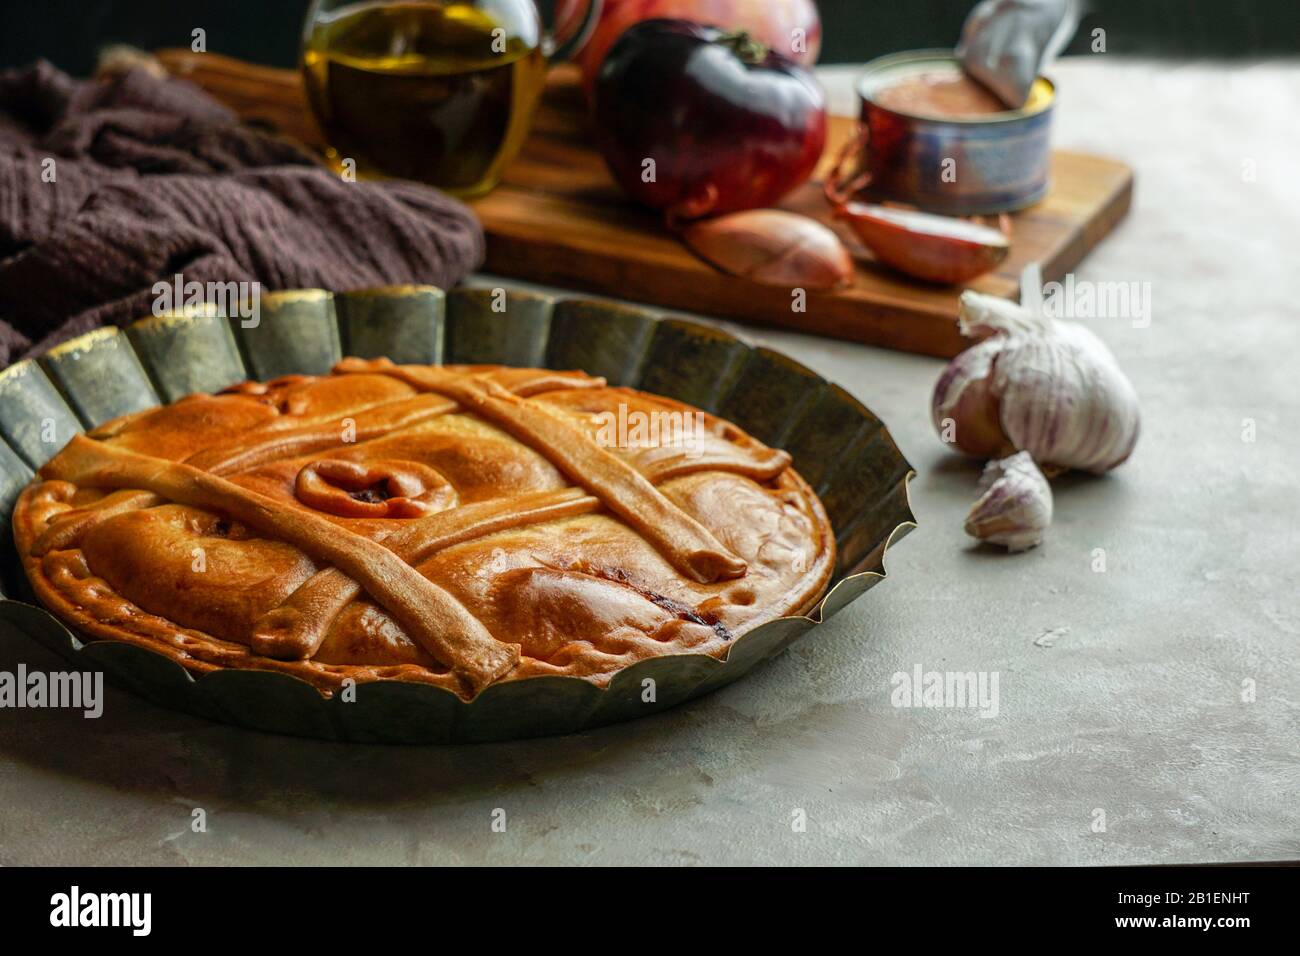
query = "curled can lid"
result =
(956, 0, 1080, 108)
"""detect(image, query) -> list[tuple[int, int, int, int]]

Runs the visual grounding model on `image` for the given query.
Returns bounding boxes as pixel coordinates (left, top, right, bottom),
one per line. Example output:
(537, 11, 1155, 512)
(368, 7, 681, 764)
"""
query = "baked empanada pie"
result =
(13, 359, 834, 698)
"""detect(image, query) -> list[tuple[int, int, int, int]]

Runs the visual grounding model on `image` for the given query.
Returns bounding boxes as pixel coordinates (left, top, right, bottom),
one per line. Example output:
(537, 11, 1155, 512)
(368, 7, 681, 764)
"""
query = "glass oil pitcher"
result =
(301, 0, 600, 197)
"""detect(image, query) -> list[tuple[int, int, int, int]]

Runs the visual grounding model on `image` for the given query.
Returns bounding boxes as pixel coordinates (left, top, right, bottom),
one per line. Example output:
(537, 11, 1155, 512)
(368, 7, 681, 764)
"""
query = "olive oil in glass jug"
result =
(302, 0, 595, 197)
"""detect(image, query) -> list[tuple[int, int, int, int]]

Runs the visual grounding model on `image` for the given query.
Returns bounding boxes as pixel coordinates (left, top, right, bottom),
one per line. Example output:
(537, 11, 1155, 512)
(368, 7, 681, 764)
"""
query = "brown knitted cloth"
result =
(0, 60, 486, 367)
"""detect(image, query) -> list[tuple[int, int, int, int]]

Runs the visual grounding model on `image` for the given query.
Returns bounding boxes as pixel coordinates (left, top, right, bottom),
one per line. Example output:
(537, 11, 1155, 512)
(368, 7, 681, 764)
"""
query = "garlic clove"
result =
(992, 321, 1141, 473)
(965, 451, 1053, 552)
(931, 335, 1016, 459)
(677, 209, 855, 291)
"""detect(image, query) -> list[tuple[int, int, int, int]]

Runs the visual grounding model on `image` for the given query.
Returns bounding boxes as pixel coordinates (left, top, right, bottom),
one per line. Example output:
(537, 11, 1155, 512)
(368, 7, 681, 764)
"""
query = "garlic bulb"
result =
(931, 287, 1141, 473)
(965, 452, 1053, 551)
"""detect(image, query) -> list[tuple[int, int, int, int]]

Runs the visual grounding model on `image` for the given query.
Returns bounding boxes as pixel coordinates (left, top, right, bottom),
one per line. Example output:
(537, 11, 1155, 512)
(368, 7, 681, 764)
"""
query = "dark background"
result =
(0, 0, 1296, 75)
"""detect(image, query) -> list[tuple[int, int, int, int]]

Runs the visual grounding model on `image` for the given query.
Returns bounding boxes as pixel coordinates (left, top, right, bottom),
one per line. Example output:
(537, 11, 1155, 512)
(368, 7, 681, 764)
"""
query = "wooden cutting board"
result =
(154, 50, 1133, 358)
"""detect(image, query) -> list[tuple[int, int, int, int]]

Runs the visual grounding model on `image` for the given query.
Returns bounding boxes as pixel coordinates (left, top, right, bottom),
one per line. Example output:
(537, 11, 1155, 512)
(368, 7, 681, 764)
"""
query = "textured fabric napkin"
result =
(0, 59, 486, 367)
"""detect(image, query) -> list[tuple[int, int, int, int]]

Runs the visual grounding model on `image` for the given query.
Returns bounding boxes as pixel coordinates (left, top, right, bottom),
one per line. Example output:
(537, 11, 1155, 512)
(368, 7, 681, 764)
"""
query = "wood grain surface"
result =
(155, 49, 1133, 358)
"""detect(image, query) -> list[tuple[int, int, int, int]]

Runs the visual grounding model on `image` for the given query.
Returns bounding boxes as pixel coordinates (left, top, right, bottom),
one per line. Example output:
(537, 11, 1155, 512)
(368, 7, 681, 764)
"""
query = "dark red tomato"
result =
(593, 18, 828, 220)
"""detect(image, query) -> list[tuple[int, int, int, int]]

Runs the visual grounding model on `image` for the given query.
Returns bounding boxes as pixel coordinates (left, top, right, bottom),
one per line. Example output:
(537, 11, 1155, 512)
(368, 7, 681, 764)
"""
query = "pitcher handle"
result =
(544, 0, 603, 63)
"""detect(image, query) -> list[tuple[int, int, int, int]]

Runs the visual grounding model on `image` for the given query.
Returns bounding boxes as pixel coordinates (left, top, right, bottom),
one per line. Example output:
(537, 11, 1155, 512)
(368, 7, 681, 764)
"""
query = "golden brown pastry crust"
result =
(13, 361, 834, 699)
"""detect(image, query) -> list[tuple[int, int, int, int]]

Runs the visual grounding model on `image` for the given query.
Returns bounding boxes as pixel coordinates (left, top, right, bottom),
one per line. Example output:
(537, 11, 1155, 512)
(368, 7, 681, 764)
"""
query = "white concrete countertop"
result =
(1, 58, 1296, 866)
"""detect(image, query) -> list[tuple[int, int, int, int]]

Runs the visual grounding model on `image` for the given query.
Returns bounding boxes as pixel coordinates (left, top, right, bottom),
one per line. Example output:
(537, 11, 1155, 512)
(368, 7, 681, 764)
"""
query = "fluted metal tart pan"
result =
(0, 285, 914, 743)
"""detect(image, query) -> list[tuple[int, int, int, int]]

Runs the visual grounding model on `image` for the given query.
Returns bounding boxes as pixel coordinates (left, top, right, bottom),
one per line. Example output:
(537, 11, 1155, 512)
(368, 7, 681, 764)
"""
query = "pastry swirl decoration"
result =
(293, 458, 458, 519)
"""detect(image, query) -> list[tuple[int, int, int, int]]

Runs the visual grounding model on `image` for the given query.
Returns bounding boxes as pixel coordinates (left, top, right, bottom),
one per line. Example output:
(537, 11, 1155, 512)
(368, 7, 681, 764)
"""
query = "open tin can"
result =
(854, 49, 1055, 216)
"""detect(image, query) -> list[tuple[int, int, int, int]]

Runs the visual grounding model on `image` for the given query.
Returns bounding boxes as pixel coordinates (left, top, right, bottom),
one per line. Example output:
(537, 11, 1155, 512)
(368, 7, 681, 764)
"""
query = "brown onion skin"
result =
(678, 210, 853, 291)
(593, 19, 827, 220)
(834, 202, 1010, 285)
